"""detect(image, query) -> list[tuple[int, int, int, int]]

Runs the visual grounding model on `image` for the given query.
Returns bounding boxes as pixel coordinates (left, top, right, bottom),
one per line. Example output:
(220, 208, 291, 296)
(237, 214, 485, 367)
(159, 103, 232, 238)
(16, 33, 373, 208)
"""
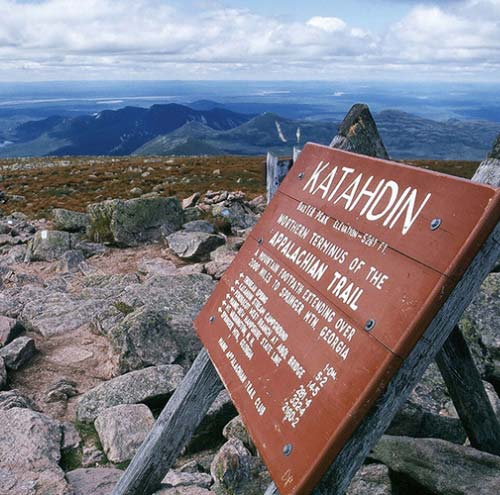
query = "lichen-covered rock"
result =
(26, 230, 71, 261)
(77, 364, 184, 422)
(162, 470, 212, 489)
(56, 249, 86, 273)
(210, 438, 270, 495)
(137, 257, 177, 276)
(167, 231, 225, 261)
(95, 404, 154, 463)
(108, 306, 184, 374)
(87, 196, 184, 246)
(52, 208, 89, 232)
(0, 407, 69, 495)
(0, 336, 36, 370)
(154, 486, 211, 495)
(0, 315, 24, 346)
(204, 244, 237, 279)
(371, 435, 500, 495)
(0, 468, 36, 495)
(460, 273, 500, 385)
(347, 464, 392, 495)
(0, 390, 36, 411)
(182, 220, 215, 234)
(66, 468, 123, 495)
(211, 201, 258, 234)
(222, 415, 255, 454)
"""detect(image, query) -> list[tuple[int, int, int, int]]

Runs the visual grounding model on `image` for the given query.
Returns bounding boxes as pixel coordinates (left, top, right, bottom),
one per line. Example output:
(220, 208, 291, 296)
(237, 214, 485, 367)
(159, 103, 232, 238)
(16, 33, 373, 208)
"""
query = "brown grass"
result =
(0, 155, 479, 217)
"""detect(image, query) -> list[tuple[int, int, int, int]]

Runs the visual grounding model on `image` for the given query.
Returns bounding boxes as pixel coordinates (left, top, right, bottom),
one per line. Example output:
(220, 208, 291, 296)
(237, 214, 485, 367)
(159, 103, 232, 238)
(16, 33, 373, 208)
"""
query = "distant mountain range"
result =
(1, 100, 499, 160)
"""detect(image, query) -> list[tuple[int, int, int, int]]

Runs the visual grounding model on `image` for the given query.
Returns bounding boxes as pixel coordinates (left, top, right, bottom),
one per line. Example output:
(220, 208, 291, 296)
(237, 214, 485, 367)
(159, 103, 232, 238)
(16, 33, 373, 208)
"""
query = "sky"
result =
(0, 0, 499, 82)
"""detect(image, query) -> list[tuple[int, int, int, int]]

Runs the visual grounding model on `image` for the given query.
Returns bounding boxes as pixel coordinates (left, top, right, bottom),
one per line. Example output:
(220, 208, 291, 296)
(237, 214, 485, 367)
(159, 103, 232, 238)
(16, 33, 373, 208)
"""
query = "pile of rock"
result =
(0, 186, 498, 495)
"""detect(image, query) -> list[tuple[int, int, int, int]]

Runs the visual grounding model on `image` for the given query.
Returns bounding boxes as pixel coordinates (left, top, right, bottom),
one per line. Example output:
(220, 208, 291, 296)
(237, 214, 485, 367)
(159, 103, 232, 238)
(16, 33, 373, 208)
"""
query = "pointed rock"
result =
(489, 133, 500, 160)
(330, 103, 389, 159)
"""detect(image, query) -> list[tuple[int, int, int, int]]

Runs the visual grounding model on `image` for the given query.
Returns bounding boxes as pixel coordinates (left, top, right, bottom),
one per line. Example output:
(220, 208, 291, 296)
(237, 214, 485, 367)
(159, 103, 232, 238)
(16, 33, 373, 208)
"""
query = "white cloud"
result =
(0, 0, 498, 80)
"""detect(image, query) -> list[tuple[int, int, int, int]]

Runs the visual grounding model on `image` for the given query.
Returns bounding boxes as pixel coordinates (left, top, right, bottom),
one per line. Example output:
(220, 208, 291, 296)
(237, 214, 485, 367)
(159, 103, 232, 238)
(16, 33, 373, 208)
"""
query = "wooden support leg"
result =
(436, 325, 500, 455)
(112, 349, 224, 495)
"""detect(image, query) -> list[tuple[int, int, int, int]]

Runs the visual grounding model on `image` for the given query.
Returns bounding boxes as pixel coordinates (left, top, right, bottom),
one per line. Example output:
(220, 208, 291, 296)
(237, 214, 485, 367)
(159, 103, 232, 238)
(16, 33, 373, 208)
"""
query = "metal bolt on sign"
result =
(430, 218, 442, 231)
(364, 319, 376, 332)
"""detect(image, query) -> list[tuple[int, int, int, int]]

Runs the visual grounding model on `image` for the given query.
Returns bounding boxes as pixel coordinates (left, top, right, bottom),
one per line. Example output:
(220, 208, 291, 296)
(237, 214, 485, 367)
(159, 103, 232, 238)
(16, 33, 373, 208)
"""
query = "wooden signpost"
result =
(113, 142, 500, 495)
(195, 144, 500, 495)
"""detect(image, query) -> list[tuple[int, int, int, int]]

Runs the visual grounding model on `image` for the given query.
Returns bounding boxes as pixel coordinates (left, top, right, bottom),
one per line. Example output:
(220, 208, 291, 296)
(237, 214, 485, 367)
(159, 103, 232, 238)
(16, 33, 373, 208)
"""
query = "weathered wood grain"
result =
(111, 348, 224, 495)
(311, 220, 500, 495)
(436, 326, 500, 455)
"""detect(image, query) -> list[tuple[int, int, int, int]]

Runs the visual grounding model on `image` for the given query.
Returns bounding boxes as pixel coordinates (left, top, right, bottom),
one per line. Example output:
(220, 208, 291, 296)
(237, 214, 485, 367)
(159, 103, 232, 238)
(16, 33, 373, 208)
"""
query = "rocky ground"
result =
(0, 184, 499, 495)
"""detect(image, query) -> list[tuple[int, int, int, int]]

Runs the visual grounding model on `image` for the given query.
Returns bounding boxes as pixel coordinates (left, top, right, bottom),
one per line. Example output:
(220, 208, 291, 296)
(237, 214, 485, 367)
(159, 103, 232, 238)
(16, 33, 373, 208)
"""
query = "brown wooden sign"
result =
(194, 144, 500, 495)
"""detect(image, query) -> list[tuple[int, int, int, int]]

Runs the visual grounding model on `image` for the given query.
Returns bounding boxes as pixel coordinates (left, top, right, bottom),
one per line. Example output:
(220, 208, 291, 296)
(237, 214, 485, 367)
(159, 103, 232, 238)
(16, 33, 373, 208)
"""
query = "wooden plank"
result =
(435, 155, 500, 456)
(436, 326, 500, 455)
(311, 220, 500, 495)
(111, 349, 224, 495)
(195, 144, 500, 495)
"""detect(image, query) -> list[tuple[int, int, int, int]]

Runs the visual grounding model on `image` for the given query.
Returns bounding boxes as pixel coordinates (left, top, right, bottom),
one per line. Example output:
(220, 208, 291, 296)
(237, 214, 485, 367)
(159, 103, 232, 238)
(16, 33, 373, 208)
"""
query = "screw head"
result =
(298, 172, 305, 180)
(258, 238, 263, 245)
(283, 443, 293, 456)
(365, 319, 376, 331)
(430, 218, 442, 231)
(209, 316, 215, 324)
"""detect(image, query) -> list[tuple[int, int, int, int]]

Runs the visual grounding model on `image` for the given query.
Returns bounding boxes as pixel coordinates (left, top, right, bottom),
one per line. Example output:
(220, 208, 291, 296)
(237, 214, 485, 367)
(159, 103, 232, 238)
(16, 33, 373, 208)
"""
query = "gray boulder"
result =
(87, 196, 184, 246)
(460, 273, 500, 385)
(66, 468, 123, 495)
(182, 220, 215, 234)
(347, 464, 392, 495)
(26, 230, 71, 261)
(204, 244, 237, 280)
(0, 468, 36, 495)
(371, 435, 500, 495)
(137, 257, 177, 277)
(56, 249, 86, 273)
(0, 407, 69, 495)
(94, 404, 154, 463)
(77, 364, 184, 422)
(330, 103, 389, 159)
(210, 438, 270, 495)
(52, 208, 89, 232)
(167, 231, 225, 261)
(162, 470, 212, 489)
(0, 315, 24, 346)
(0, 336, 36, 370)
(211, 202, 258, 234)
(108, 307, 182, 374)
(222, 415, 255, 454)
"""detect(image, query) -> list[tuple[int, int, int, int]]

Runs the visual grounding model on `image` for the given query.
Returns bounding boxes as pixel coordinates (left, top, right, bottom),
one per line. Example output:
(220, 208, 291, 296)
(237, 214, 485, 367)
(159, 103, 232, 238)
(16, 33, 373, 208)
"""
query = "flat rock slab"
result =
(0, 468, 36, 495)
(77, 364, 184, 423)
(137, 258, 177, 276)
(95, 404, 155, 463)
(0, 336, 36, 370)
(66, 468, 122, 495)
(154, 486, 212, 495)
(371, 435, 500, 495)
(167, 231, 225, 261)
(0, 407, 69, 495)
(163, 470, 212, 489)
